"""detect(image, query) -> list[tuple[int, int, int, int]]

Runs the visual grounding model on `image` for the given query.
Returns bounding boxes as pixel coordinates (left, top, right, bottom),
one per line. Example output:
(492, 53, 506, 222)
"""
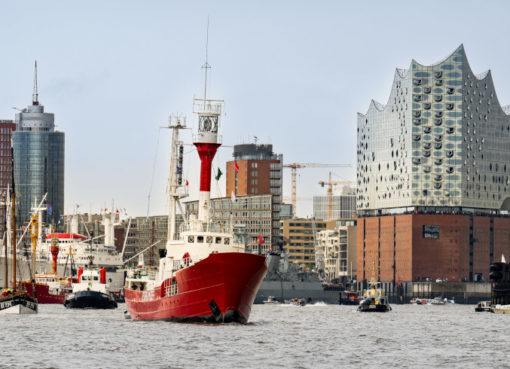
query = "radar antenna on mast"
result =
(33, 60, 39, 105)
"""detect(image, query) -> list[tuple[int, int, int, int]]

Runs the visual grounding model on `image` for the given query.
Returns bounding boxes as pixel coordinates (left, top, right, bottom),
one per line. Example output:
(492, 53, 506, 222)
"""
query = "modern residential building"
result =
(281, 218, 335, 269)
(226, 143, 283, 245)
(13, 64, 64, 226)
(315, 219, 357, 282)
(0, 120, 16, 228)
(357, 45, 510, 283)
(186, 194, 274, 253)
(313, 187, 356, 221)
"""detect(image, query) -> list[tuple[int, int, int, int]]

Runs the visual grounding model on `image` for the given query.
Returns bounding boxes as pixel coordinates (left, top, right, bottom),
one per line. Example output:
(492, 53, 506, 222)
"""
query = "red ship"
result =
(124, 68, 267, 323)
(22, 275, 71, 304)
(22, 231, 73, 304)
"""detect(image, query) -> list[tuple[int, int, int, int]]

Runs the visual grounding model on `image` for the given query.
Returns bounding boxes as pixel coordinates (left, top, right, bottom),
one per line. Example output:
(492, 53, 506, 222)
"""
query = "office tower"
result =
(13, 62, 64, 225)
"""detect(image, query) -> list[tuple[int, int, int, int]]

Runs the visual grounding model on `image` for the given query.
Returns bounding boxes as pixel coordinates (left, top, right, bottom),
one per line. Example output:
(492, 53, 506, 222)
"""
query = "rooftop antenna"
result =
(202, 18, 211, 101)
(32, 60, 39, 105)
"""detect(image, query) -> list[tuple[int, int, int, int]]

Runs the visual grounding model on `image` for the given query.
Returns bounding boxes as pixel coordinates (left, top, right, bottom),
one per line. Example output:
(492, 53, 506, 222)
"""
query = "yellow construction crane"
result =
(283, 163, 351, 217)
(318, 172, 355, 221)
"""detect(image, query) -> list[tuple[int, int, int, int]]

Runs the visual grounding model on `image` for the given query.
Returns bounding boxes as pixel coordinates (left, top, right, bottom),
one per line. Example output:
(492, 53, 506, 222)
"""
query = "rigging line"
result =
(146, 128, 162, 218)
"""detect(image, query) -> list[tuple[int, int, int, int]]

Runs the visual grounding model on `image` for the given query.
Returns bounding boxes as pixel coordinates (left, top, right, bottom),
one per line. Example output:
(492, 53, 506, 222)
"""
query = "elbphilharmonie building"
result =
(358, 44, 510, 213)
(356, 45, 510, 286)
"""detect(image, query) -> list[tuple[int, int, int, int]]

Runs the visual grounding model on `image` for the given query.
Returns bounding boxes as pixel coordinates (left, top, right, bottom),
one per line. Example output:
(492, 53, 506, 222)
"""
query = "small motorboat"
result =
(285, 298, 306, 306)
(475, 301, 492, 312)
(263, 296, 280, 304)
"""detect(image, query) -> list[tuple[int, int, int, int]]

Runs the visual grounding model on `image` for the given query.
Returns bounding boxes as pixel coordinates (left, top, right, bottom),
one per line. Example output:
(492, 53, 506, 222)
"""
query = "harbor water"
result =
(1, 303, 508, 368)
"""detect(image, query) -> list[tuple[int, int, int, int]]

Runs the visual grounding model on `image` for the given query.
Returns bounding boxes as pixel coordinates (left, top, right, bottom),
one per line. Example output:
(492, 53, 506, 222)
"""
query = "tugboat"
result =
(357, 280, 391, 312)
(357, 266, 391, 312)
(64, 256, 117, 309)
(124, 59, 267, 323)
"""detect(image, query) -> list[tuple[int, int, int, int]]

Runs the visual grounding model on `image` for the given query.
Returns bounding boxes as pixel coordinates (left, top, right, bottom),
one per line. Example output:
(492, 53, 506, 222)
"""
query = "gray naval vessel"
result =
(254, 251, 341, 304)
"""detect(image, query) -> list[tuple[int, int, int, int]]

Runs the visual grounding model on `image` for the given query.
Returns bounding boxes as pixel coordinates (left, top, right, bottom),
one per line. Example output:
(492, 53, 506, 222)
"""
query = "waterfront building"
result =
(357, 45, 510, 283)
(281, 219, 335, 269)
(186, 194, 274, 253)
(13, 64, 64, 226)
(0, 120, 16, 228)
(313, 189, 356, 221)
(226, 143, 283, 245)
(315, 219, 357, 282)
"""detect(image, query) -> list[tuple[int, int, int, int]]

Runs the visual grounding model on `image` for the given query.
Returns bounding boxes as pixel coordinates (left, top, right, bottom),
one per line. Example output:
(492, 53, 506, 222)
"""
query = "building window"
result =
(423, 225, 440, 239)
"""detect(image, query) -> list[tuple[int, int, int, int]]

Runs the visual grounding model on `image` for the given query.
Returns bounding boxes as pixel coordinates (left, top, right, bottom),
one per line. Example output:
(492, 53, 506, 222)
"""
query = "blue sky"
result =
(1, 1, 510, 217)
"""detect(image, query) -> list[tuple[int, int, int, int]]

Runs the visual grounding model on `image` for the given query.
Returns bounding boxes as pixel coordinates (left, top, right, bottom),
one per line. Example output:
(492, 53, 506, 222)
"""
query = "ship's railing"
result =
(192, 98, 223, 115)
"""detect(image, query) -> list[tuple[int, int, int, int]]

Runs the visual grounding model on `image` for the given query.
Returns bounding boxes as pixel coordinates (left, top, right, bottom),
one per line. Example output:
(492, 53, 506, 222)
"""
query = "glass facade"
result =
(357, 45, 510, 213)
(13, 103, 64, 225)
(313, 194, 356, 220)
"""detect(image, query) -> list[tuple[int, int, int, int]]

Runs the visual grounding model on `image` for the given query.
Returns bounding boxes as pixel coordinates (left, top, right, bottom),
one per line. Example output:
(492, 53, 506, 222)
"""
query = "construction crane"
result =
(283, 163, 351, 218)
(318, 172, 355, 221)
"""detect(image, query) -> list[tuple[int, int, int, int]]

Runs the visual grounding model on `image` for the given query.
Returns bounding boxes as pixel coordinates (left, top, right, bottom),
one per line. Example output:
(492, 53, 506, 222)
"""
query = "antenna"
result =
(201, 18, 211, 101)
(33, 60, 39, 105)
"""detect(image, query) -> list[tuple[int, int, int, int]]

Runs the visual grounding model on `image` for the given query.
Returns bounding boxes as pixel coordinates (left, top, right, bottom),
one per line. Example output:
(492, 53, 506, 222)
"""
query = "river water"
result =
(0, 303, 507, 368)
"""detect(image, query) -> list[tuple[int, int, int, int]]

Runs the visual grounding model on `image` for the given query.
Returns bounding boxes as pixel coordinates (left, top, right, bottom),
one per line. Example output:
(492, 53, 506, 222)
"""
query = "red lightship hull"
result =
(22, 282, 69, 304)
(125, 252, 267, 323)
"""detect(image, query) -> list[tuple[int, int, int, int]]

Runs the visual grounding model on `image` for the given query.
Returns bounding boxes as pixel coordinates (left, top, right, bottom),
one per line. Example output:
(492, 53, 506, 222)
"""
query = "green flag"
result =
(215, 168, 223, 180)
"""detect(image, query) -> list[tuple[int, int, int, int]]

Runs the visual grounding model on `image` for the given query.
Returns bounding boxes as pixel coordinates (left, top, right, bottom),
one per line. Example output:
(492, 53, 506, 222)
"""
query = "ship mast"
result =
(193, 25, 223, 224)
(167, 115, 187, 241)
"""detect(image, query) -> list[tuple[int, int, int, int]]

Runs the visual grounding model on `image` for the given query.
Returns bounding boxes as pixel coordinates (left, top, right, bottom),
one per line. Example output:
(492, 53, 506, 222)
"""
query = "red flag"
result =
(257, 235, 264, 244)
(185, 179, 189, 186)
(234, 161, 239, 173)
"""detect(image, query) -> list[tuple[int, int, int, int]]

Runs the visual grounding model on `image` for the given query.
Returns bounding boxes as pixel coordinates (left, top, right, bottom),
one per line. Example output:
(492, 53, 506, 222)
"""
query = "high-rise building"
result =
(313, 188, 356, 221)
(13, 63, 65, 225)
(357, 45, 510, 283)
(226, 143, 282, 245)
(0, 120, 16, 228)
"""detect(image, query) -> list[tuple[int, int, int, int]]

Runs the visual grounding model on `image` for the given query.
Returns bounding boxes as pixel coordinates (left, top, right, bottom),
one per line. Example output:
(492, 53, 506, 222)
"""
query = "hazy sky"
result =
(1, 1, 510, 218)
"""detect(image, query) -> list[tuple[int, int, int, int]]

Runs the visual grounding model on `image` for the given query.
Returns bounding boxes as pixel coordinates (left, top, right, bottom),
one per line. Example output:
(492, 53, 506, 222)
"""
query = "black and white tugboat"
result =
(64, 257, 117, 309)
